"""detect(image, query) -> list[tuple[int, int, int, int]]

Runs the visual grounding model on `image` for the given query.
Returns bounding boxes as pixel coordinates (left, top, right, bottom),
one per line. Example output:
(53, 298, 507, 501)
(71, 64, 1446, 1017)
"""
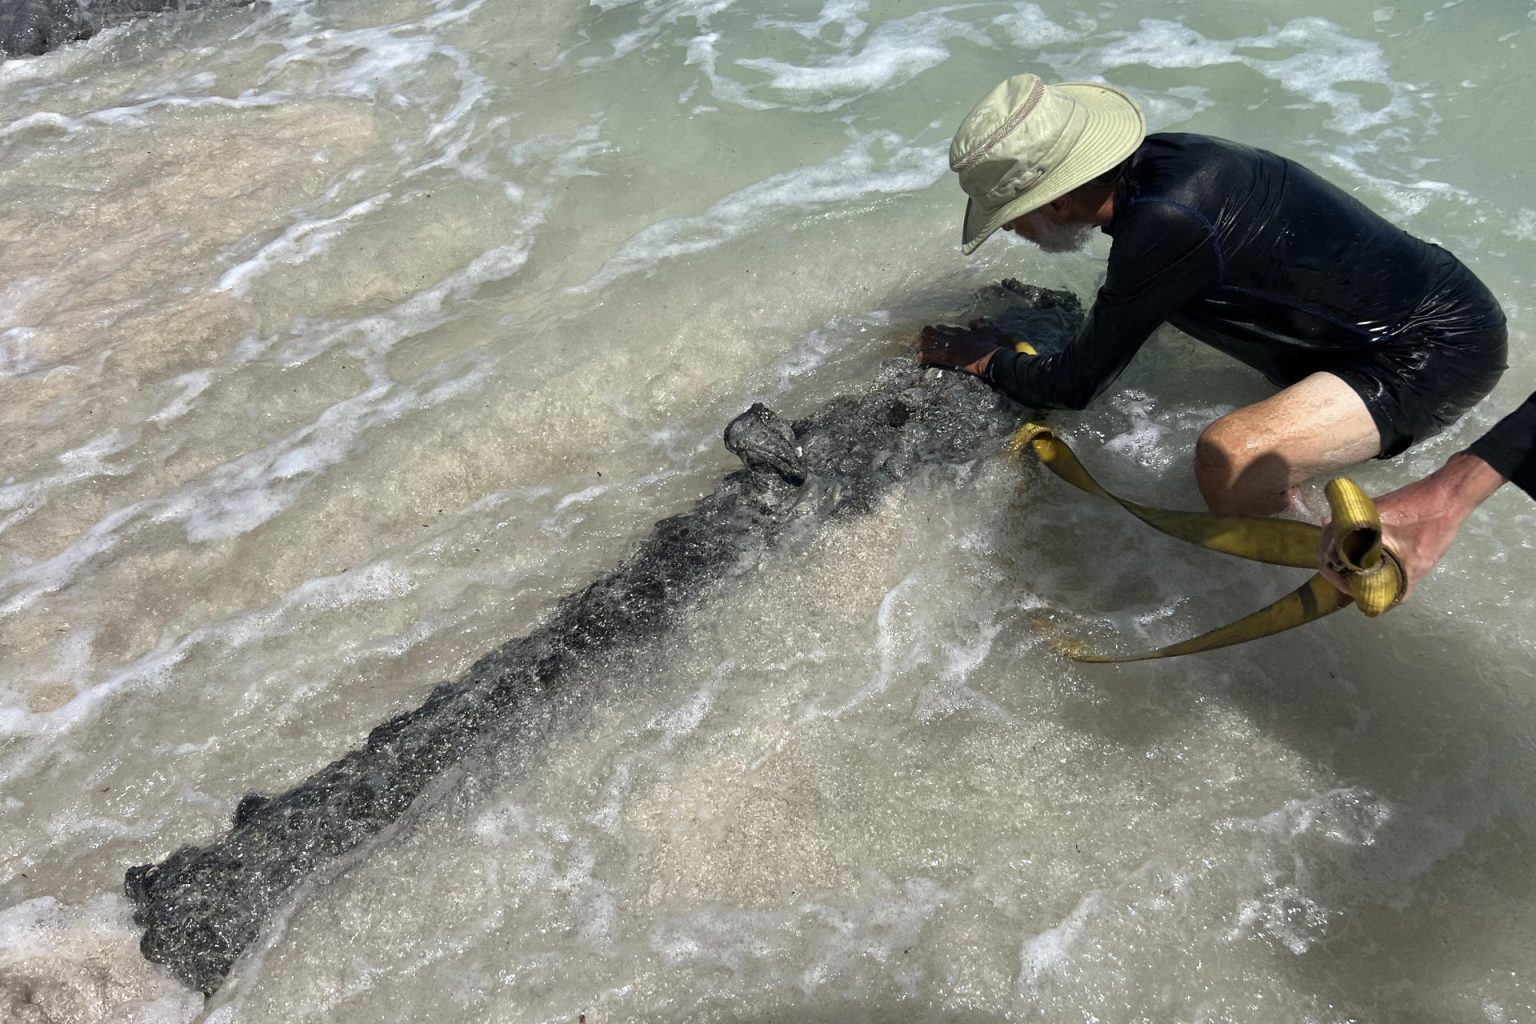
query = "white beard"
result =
(1019, 211, 1096, 253)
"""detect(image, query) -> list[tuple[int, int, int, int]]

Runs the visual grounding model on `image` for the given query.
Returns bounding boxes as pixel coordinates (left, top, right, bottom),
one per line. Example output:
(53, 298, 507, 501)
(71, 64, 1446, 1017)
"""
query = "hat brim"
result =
(960, 82, 1146, 255)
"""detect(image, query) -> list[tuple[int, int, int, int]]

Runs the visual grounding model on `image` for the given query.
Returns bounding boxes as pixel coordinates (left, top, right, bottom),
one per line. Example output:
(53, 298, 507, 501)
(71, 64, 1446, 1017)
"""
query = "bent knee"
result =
(1194, 420, 1292, 515)
(1194, 418, 1251, 480)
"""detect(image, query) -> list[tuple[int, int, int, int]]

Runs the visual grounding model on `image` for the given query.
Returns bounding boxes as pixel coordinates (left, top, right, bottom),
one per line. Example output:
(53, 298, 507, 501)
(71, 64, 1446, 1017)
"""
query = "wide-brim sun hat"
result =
(950, 73, 1146, 255)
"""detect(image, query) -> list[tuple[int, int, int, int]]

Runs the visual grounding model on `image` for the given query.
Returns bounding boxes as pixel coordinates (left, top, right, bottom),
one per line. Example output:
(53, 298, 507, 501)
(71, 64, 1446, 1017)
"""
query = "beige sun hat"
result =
(951, 73, 1146, 254)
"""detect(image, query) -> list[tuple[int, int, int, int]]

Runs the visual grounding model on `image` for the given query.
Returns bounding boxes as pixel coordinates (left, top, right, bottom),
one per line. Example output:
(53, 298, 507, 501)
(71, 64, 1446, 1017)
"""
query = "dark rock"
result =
(725, 403, 807, 485)
(123, 281, 1084, 995)
(1, 0, 251, 59)
(232, 793, 269, 827)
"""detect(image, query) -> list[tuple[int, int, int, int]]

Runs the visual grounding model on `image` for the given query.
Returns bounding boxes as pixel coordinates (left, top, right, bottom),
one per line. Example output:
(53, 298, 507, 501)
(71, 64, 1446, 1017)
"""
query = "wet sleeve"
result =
(1467, 392, 1536, 500)
(987, 199, 1222, 410)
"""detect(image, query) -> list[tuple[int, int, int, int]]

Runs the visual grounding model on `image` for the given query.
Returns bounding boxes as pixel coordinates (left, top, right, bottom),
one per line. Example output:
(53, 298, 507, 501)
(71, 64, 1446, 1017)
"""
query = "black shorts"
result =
(1326, 322, 1508, 459)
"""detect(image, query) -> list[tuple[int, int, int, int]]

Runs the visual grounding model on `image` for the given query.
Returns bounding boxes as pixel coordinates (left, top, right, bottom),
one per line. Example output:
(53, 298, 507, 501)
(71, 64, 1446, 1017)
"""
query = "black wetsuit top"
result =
(986, 133, 1506, 426)
(1469, 393, 1536, 499)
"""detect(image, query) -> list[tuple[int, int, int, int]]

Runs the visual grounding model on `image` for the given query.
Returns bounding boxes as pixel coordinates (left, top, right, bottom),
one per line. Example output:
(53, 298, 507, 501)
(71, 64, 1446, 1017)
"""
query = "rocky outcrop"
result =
(0, 0, 242, 59)
(123, 280, 1084, 995)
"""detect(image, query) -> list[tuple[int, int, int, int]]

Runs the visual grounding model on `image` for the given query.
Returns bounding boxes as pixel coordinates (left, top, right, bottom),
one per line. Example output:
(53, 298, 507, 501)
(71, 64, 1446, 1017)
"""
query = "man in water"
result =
(1318, 392, 1535, 601)
(918, 74, 1507, 515)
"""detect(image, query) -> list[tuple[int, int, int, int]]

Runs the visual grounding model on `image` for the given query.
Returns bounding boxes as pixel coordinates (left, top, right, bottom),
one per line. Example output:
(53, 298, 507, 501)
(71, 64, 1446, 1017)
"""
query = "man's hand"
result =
(916, 322, 1007, 377)
(1317, 451, 1507, 603)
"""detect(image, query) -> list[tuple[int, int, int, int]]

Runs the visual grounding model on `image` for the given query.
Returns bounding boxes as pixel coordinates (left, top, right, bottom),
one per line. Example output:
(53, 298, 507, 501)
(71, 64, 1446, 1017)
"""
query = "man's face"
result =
(1003, 206, 1095, 253)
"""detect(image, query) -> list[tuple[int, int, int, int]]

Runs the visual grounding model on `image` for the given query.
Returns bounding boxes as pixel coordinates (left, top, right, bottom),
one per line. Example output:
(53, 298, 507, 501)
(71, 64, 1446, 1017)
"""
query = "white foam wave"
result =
(0, 560, 415, 747)
(774, 310, 891, 385)
(218, 193, 394, 297)
(235, 236, 532, 369)
(989, 2, 1083, 50)
(88, 91, 290, 128)
(0, 428, 134, 536)
(0, 360, 489, 619)
(1017, 886, 1102, 989)
(1220, 786, 1468, 955)
(145, 370, 215, 426)
(757, 0, 868, 46)
(588, 0, 736, 13)
(263, 26, 441, 100)
(247, 0, 489, 128)
(1098, 16, 1420, 136)
(1510, 209, 1536, 242)
(570, 0, 742, 70)
(572, 131, 945, 292)
(207, 131, 592, 393)
(795, 571, 920, 722)
(1012, 860, 1194, 1011)
(553, 484, 610, 515)
(1320, 152, 1475, 221)
(686, 3, 1070, 114)
(0, 110, 84, 142)
(644, 873, 949, 982)
(588, 662, 733, 834)
(732, 9, 988, 109)
(0, 326, 43, 377)
(795, 876, 948, 988)
(0, 894, 201, 1024)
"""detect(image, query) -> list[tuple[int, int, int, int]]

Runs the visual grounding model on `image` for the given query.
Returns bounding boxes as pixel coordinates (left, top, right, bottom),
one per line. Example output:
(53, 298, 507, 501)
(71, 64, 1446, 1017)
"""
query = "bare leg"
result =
(1194, 372, 1382, 515)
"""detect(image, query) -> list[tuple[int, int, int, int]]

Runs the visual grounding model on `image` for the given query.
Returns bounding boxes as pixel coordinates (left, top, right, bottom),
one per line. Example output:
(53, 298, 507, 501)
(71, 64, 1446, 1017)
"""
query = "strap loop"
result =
(1012, 423, 1405, 661)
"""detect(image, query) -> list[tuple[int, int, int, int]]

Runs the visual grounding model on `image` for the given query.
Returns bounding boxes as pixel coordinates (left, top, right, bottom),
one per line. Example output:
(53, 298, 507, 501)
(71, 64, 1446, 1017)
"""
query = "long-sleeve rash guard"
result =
(986, 133, 1505, 412)
(1469, 392, 1536, 499)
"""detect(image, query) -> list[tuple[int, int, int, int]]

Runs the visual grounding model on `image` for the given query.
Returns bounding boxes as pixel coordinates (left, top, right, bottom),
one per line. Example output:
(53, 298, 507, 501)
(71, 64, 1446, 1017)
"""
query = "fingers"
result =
(1317, 517, 1414, 608)
(916, 322, 1006, 376)
(916, 324, 964, 365)
(1315, 521, 1353, 596)
(916, 325, 943, 365)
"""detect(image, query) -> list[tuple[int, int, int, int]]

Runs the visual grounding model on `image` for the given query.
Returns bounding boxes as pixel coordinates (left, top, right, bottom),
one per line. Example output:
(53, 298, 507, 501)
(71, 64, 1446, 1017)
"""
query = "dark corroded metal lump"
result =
(125, 280, 1083, 994)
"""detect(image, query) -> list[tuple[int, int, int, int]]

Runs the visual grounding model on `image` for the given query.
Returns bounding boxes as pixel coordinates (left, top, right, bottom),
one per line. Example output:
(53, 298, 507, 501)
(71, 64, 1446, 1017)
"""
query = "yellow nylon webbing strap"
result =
(1009, 423, 1321, 568)
(1071, 573, 1355, 663)
(1008, 422, 1405, 661)
(1322, 477, 1406, 618)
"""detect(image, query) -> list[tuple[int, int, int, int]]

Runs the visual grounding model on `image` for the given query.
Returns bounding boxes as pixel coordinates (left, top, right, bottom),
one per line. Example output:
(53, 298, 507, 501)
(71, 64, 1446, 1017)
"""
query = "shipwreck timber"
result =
(124, 281, 1084, 994)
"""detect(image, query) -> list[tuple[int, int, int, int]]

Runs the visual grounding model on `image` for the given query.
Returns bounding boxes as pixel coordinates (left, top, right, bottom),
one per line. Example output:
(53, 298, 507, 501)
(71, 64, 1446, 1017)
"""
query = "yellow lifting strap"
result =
(1009, 422, 1406, 662)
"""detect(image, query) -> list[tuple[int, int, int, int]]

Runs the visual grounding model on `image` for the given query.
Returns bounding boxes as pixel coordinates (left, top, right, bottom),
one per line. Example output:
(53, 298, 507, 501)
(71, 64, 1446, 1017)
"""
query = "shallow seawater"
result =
(1, 0, 1534, 1020)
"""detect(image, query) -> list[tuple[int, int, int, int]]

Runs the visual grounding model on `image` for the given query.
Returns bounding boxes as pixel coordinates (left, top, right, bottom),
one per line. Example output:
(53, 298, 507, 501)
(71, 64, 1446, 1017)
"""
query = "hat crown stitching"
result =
(951, 77, 1047, 173)
(951, 76, 1147, 253)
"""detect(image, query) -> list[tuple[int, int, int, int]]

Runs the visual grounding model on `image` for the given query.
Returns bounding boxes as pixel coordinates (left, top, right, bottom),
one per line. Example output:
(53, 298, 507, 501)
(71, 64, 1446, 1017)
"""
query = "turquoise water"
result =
(1, 0, 1534, 1020)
